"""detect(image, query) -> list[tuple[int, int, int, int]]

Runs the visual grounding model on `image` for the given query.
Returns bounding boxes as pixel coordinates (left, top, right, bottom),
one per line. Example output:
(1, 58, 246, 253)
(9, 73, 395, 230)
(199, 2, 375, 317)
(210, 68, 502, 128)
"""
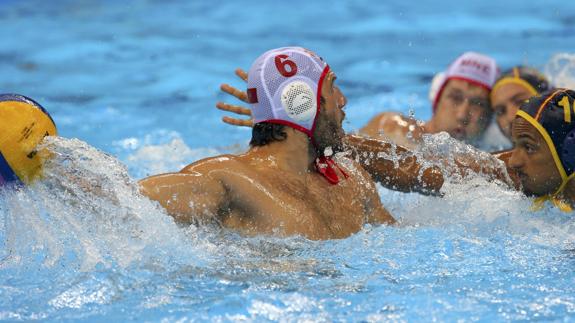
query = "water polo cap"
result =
(0, 94, 57, 185)
(516, 89, 575, 212)
(491, 66, 551, 101)
(246, 47, 348, 185)
(247, 46, 329, 141)
(432, 52, 499, 112)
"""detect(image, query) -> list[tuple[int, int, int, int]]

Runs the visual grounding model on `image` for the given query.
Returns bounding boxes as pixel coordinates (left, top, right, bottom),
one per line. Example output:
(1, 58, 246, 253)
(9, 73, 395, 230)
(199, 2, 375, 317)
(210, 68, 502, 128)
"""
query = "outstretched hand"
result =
(216, 68, 254, 128)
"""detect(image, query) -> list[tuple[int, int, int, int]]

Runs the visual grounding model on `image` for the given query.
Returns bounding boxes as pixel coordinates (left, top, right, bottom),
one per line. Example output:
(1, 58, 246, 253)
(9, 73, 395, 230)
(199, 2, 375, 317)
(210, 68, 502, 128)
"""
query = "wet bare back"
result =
(139, 149, 394, 240)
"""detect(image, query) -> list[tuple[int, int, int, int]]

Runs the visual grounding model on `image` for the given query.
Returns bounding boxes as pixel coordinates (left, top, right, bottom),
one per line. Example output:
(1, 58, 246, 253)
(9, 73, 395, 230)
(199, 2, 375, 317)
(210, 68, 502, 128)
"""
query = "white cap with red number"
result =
(246, 47, 330, 136)
(431, 52, 499, 112)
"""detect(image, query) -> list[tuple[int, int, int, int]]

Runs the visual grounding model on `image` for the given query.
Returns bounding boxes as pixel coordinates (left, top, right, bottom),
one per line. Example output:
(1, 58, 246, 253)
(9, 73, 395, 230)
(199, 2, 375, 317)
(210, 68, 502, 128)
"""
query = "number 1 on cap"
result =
(275, 55, 298, 77)
(558, 95, 573, 123)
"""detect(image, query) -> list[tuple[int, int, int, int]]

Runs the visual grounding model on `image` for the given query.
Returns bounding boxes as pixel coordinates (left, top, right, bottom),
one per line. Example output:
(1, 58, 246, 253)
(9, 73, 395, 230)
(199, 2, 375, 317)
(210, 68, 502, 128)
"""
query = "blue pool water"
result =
(1, 0, 575, 321)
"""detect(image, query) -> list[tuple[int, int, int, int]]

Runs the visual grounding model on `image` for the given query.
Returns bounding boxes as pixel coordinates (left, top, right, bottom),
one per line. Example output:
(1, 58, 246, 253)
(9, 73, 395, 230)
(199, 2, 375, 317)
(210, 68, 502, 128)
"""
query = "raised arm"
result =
(139, 169, 227, 225)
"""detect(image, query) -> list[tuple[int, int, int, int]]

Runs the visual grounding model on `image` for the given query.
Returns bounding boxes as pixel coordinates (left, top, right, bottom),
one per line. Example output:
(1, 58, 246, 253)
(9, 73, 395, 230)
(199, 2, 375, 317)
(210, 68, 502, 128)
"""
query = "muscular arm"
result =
(138, 169, 228, 225)
(344, 134, 444, 195)
(344, 134, 517, 195)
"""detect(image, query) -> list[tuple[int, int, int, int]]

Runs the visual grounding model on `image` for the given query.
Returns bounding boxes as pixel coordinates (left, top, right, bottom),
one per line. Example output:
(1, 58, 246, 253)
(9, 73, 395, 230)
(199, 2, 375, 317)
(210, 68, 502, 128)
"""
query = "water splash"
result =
(545, 53, 575, 89)
(0, 136, 212, 271)
(417, 132, 511, 184)
(113, 130, 227, 178)
(1, 136, 575, 321)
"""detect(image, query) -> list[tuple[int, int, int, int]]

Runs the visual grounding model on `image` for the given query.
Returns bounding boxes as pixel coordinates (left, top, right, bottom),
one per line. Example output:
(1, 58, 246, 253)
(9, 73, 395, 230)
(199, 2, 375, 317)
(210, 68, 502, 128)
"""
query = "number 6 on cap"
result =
(275, 55, 298, 77)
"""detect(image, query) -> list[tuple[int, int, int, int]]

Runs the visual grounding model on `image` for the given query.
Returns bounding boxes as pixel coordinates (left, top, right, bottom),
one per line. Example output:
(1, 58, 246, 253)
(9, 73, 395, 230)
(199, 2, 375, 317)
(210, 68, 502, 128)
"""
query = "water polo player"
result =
(508, 89, 575, 211)
(360, 52, 498, 148)
(0, 94, 57, 186)
(490, 66, 552, 139)
(140, 47, 396, 240)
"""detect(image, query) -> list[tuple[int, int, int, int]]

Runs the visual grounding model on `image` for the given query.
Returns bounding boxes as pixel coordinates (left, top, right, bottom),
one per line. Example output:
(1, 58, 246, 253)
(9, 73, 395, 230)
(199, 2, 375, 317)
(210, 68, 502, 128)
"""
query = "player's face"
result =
(433, 79, 491, 142)
(508, 117, 562, 196)
(491, 83, 534, 139)
(314, 71, 347, 152)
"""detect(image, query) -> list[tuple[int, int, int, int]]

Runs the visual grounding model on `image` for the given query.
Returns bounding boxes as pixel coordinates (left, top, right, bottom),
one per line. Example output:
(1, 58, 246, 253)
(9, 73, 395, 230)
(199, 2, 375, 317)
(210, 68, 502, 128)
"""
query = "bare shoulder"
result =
(139, 154, 245, 194)
(180, 154, 245, 175)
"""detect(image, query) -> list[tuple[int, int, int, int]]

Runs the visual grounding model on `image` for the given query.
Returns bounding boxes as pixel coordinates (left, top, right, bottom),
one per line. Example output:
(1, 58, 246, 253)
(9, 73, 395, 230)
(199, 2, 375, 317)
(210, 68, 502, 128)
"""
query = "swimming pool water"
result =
(1, 0, 575, 321)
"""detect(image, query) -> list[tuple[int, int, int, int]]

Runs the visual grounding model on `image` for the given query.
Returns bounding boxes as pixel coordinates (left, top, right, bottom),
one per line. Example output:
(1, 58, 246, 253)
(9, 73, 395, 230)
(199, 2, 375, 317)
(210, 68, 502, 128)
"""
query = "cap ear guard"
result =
(280, 80, 317, 123)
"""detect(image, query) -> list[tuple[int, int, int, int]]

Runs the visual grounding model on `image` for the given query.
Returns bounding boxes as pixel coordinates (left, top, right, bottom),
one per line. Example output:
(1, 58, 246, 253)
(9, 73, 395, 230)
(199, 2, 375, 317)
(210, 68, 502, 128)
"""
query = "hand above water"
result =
(216, 68, 254, 127)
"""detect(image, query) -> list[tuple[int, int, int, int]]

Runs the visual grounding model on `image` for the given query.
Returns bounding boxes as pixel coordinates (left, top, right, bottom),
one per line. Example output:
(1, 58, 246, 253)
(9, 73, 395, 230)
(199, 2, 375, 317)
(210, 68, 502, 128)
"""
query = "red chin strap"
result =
(260, 120, 348, 185)
(314, 156, 349, 185)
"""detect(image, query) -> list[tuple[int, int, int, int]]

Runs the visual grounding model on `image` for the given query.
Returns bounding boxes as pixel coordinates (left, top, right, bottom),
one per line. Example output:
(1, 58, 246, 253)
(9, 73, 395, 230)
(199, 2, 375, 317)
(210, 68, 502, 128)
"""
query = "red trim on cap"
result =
(432, 76, 493, 113)
(258, 119, 313, 137)
(449, 76, 492, 91)
(310, 65, 330, 145)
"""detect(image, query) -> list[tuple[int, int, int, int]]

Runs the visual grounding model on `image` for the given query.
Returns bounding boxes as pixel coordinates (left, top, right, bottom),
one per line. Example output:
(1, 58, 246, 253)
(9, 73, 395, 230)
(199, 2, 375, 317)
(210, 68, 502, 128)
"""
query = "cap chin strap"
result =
(531, 173, 575, 213)
(262, 120, 349, 185)
(538, 172, 575, 212)
(517, 110, 574, 212)
(314, 156, 349, 185)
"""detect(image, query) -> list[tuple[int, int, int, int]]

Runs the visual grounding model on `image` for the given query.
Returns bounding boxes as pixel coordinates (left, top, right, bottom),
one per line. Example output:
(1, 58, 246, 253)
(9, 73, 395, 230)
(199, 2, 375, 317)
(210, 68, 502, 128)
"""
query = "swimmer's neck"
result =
(248, 128, 317, 175)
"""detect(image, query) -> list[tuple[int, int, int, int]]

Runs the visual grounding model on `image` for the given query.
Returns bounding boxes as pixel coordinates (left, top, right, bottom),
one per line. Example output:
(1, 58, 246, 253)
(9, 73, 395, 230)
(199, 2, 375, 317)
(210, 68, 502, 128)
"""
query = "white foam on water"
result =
(1, 132, 574, 281)
(114, 130, 243, 178)
(0, 136, 217, 271)
(377, 132, 575, 248)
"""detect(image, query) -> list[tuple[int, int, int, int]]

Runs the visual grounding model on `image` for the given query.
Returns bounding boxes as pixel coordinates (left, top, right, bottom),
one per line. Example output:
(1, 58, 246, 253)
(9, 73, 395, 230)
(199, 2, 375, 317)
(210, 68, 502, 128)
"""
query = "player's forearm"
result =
(343, 134, 444, 195)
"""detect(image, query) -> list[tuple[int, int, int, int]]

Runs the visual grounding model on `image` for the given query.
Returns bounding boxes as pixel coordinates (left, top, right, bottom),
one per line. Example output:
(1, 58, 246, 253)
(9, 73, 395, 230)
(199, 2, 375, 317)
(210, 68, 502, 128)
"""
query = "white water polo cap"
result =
(432, 52, 499, 112)
(246, 47, 330, 137)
